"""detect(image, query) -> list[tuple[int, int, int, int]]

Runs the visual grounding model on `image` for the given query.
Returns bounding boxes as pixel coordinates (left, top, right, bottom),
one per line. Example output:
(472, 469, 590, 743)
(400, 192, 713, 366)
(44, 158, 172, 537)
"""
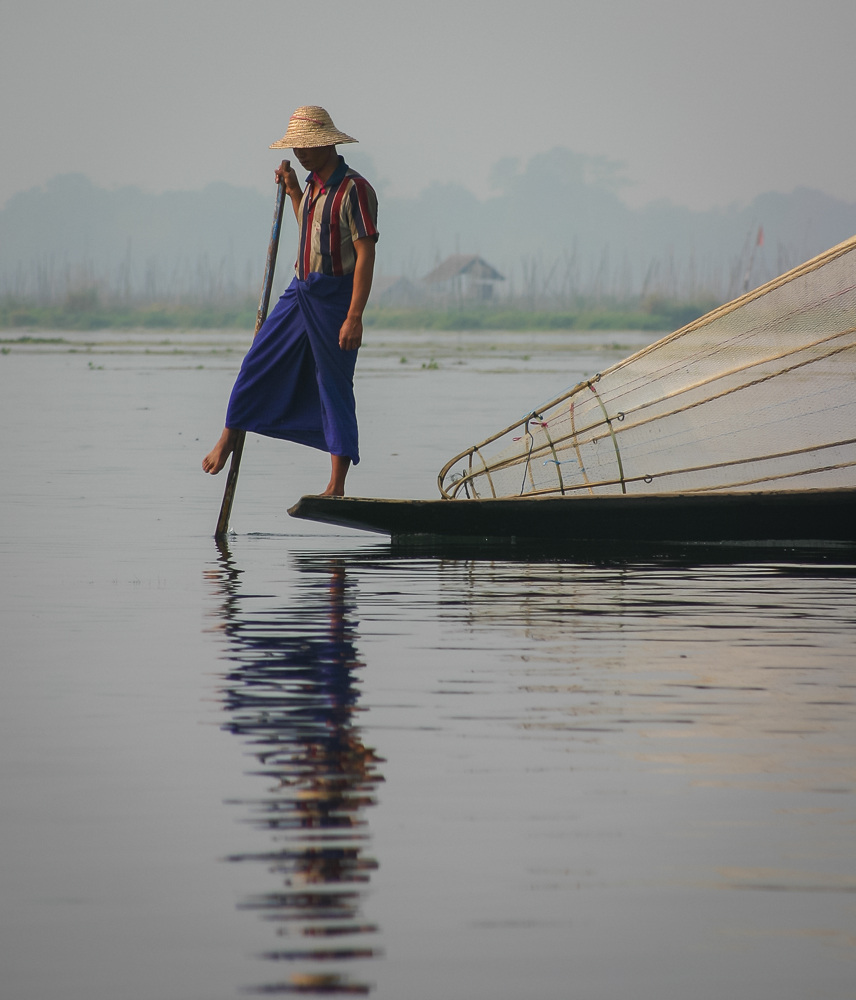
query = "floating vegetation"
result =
(0, 335, 67, 343)
(0, 294, 717, 334)
(363, 298, 716, 333)
(0, 296, 258, 332)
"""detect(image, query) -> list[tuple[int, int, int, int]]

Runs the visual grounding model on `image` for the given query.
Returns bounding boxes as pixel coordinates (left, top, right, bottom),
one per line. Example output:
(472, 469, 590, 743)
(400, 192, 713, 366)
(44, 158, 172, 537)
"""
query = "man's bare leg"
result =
(203, 427, 239, 474)
(321, 454, 351, 496)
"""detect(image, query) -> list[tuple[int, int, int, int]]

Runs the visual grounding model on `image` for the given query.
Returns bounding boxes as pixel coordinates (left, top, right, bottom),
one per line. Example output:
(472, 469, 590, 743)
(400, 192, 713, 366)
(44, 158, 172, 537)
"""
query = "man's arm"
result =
(339, 237, 376, 351)
(274, 159, 303, 219)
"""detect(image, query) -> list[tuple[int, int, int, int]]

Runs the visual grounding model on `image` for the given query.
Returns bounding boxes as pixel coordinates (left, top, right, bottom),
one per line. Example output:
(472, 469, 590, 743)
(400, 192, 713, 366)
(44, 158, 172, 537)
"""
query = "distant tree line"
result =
(2, 149, 855, 329)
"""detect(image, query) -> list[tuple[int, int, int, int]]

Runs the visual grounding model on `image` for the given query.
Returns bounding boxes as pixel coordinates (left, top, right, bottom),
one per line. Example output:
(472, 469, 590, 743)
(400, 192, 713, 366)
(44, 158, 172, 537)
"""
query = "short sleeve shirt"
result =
(295, 157, 379, 280)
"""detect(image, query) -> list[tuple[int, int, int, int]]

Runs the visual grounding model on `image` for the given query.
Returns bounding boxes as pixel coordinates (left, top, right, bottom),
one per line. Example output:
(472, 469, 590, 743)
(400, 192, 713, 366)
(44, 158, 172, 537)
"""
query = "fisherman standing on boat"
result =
(203, 107, 378, 496)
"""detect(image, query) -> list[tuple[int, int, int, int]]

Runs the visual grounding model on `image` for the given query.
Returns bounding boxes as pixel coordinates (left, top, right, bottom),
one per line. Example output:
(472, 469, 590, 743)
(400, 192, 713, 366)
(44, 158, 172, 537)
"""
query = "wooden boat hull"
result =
(288, 488, 856, 548)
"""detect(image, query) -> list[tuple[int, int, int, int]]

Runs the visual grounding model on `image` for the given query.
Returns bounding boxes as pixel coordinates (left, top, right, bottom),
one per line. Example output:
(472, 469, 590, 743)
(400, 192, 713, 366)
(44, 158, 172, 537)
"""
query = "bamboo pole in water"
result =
(215, 169, 288, 539)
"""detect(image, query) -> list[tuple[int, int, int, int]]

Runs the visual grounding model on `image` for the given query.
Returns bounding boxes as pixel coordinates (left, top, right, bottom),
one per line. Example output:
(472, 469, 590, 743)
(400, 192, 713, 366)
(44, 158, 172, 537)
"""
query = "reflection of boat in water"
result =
(291, 236, 856, 548)
(208, 540, 384, 996)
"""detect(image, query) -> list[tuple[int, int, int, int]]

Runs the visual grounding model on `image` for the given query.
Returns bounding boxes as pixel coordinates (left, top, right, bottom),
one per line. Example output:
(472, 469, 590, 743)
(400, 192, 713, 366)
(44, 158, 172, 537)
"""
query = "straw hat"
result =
(270, 106, 357, 149)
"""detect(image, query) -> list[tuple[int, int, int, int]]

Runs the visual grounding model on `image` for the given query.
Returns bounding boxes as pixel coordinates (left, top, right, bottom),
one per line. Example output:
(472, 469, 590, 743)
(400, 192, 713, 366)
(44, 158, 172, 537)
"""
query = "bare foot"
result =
(319, 455, 351, 496)
(202, 427, 237, 474)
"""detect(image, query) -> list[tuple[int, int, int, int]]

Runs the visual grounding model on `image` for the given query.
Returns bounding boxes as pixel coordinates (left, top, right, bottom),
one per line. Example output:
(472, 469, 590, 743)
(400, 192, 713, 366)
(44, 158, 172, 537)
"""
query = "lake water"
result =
(2, 327, 855, 999)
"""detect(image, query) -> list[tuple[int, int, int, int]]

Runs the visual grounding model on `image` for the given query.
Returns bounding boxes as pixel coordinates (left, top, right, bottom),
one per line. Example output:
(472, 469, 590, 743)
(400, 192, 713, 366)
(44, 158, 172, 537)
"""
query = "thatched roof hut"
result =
(422, 254, 505, 300)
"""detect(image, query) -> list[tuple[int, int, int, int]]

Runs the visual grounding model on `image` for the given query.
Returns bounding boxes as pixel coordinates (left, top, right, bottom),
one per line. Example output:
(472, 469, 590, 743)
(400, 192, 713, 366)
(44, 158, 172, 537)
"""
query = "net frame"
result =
(438, 234, 856, 500)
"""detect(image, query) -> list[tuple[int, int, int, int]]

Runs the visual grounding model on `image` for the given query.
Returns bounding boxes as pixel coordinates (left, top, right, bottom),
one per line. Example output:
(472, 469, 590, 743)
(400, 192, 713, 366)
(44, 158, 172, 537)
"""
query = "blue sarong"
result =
(225, 272, 359, 464)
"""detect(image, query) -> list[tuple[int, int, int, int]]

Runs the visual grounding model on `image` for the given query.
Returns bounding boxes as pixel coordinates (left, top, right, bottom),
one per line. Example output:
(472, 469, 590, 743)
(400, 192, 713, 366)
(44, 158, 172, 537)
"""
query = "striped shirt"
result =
(295, 157, 379, 280)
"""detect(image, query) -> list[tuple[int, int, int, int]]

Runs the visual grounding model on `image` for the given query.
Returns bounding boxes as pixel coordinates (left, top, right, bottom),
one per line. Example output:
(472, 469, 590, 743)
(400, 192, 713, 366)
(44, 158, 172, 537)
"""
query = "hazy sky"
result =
(2, 0, 855, 212)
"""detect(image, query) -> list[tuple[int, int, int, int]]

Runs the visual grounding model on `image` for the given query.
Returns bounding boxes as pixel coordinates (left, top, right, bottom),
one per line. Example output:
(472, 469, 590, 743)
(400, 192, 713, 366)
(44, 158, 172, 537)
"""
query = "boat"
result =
(288, 489, 856, 549)
(290, 235, 856, 550)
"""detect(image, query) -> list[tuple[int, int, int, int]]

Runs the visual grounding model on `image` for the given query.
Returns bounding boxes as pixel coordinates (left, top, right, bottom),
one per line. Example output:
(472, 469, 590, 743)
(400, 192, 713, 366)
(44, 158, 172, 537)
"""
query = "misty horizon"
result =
(3, 145, 856, 308)
(4, 135, 854, 219)
(4, 0, 856, 310)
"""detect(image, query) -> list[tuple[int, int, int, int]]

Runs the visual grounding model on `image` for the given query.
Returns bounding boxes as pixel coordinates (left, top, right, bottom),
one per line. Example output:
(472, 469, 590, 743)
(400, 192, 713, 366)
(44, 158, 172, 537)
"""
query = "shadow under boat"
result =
(288, 488, 856, 556)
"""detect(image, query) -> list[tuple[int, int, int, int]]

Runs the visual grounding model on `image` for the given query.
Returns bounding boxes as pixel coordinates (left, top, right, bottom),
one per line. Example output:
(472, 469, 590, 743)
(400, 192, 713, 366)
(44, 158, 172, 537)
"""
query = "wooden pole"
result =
(215, 170, 288, 538)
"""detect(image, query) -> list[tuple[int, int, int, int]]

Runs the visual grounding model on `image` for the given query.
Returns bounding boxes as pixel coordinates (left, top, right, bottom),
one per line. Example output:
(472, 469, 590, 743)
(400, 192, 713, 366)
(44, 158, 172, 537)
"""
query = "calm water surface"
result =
(1, 328, 854, 998)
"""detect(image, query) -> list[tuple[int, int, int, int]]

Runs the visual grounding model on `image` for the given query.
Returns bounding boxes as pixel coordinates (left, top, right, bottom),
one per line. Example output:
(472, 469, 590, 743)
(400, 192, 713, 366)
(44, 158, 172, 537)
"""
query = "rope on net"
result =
(586, 376, 626, 494)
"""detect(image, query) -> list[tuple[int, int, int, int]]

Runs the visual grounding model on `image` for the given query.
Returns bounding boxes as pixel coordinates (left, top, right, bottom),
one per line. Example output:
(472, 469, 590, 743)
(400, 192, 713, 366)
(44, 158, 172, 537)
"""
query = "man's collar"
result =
(306, 155, 348, 193)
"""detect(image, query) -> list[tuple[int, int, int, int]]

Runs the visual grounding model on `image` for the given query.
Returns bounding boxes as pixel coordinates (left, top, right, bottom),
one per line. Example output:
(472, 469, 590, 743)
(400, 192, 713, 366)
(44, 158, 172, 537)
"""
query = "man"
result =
(202, 106, 378, 496)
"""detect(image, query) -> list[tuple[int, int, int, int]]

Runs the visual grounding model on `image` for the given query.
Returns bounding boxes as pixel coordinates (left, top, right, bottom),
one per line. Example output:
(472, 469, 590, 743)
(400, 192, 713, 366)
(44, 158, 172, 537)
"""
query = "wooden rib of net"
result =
(438, 234, 856, 500)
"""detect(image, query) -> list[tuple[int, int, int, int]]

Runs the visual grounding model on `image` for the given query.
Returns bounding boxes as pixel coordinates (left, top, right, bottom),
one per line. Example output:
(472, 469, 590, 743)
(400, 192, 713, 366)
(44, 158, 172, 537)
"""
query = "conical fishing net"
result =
(439, 236, 856, 500)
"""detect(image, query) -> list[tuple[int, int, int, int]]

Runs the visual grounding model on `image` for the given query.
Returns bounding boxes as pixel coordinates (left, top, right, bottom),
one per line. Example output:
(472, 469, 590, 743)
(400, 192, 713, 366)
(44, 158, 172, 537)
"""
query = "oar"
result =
(215, 166, 288, 539)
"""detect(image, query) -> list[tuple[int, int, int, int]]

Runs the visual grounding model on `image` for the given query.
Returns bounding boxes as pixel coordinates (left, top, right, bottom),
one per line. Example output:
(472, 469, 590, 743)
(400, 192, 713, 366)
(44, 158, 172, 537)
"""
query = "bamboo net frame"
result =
(438, 234, 856, 500)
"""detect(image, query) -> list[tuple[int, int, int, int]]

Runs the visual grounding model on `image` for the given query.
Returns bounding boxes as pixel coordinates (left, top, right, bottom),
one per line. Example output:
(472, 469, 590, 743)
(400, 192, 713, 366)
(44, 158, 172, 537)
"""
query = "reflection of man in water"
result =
(284, 564, 383, 886)
(203, 106, 379, 497)
(208, 545, 383, 990)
